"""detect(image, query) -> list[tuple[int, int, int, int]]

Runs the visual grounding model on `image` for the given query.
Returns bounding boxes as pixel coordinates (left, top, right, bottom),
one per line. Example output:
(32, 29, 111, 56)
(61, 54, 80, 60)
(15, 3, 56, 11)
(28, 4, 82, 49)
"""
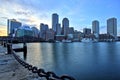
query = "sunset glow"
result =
(0, 0, 120, 36)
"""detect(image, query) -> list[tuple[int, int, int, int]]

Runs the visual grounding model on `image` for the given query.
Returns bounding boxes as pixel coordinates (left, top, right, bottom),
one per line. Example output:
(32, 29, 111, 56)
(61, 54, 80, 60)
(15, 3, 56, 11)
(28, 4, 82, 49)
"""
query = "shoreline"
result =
(0, 45, 41, 80)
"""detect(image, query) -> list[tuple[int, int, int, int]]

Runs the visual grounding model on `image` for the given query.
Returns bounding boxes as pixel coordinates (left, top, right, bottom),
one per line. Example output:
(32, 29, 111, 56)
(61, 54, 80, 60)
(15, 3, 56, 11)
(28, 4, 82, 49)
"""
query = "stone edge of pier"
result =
(0, 45, 42, 80)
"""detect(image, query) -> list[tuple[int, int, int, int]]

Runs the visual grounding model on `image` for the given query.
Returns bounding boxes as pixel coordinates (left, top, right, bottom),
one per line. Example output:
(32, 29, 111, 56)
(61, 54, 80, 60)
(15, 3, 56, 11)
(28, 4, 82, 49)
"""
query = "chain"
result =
(12, 51, 75, 80)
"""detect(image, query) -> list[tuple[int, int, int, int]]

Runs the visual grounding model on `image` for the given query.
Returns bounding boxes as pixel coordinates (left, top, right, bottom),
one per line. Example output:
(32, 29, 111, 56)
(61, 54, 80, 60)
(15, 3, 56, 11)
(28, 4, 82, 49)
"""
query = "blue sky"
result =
(0, 0, 120, 36)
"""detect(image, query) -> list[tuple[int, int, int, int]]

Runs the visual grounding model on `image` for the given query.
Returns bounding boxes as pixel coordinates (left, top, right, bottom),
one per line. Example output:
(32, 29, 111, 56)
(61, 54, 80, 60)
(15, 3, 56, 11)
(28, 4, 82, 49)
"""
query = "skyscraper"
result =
(56, 23, 61, 35)
(52, 13, 59, 33)
(40, 23, 48, 31)
(107, 18, 117, 39)
(92, 20, 99, 38)
(7, 19, 22, 36)
(40, 23, 49, 40)
(62, 18, 69, 35)
(46, 29, 55, 41)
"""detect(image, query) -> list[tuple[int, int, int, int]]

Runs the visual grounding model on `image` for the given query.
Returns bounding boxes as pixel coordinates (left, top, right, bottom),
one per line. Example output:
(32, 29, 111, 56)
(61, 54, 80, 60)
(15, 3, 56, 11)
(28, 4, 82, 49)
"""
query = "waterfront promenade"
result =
(0, 45, 41, 80)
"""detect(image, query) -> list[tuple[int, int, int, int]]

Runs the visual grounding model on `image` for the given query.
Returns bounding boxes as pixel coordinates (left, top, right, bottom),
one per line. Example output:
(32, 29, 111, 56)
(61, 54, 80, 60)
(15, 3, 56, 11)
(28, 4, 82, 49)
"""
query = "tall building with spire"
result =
(107, 17, 117, 39)
(52, 13, 59, 33)
(92, 20, 99, 38)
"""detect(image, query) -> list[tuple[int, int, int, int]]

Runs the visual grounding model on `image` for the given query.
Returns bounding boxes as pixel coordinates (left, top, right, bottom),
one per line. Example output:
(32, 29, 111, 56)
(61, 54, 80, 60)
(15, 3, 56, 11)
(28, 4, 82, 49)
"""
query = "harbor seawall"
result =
(0, 45, 41, 80)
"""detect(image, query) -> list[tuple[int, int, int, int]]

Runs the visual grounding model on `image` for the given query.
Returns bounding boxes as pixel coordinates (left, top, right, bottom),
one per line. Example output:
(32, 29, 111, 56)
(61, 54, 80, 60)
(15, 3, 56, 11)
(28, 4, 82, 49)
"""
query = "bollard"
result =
(7, 43, 12, 54)
(3, 42, 6, 47)
(23, 43, 27, 60)
(1, 41, 3, 45)
(0, 41, 2, 45)
(3, 42, 5, 47)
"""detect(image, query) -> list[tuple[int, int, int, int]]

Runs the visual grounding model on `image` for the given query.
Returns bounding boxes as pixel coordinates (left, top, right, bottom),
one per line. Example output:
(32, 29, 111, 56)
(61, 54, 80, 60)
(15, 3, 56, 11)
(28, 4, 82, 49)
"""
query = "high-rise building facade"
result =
(56, 23, 61, 35)
(7, 19, 22, 36)
(83, 28, 91, 35)
(40, 23, 49, 40)
(46, 29, 55, 41)
(62, 18, 69, 35)
(69, 27, 74, 34)
(107, 18, 117, 38)
(40, 23, 48, 31)
(92, 20, 99, 38)
(15, 25, 33, 37)
(31, 27, 39, 38)
(52, 13, 59, 32)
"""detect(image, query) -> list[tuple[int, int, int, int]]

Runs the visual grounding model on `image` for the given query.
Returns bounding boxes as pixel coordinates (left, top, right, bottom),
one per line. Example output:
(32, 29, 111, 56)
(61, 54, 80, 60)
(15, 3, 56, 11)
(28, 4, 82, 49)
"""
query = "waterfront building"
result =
(107, 17, 117, 39)
(67, 34, 74, 40)
(31, 27, 39, 38)
(99, 34, 115, 41)
(92, 20, 99, 38)
(68, 27, 74, 34)
(15, 25, 33, 37)
(7, 19, 22, 37)
(66, 27, 74, 40)
(55, 35, 66, 41)
(46, 29, 55, 41)
(56, 23, 61, 35)
(40, 23, 49, 40)
(52, 13, 59, 33)
(40, 23, 48, 31)
(83, 28, 91, 35)
(73, 30, 82, 41)
(62, 18, 69, 35)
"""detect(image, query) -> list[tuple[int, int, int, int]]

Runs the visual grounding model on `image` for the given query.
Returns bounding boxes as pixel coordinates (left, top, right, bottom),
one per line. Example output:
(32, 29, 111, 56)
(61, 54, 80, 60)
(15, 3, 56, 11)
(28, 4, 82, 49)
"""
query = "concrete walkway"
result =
(0, 45, 43, 80)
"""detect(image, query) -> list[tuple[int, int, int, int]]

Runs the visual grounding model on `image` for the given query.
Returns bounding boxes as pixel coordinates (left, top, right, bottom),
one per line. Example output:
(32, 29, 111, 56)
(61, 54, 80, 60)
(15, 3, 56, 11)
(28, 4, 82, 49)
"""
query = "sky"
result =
(0, 0, 120, 36)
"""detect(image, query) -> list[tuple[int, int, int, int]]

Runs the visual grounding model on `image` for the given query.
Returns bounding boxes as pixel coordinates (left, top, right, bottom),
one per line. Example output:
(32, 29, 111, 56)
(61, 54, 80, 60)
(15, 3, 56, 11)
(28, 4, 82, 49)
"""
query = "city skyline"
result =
(0, 0, 120, 36)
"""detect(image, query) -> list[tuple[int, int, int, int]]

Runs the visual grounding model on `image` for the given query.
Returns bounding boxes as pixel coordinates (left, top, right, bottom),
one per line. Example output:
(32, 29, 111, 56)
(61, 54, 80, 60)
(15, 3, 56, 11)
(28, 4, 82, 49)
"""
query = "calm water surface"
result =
(16, 42, 120, 80)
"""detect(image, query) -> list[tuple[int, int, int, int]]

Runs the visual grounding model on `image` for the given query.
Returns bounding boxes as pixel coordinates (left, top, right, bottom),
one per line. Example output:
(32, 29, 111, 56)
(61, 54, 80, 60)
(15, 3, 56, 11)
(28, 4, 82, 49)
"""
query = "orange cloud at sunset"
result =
(0, 28, 7, 36)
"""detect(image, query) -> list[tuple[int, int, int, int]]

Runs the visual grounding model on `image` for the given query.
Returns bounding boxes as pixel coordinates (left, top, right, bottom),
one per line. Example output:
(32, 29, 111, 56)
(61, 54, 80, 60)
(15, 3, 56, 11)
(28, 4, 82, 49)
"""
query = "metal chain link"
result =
(12, 51, 75, 80)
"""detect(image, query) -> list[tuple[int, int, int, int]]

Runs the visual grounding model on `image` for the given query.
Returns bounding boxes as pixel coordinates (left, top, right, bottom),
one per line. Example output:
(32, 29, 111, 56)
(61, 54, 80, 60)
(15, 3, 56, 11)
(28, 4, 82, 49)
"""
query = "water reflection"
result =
(27, 43, 43, 67)
(25, 42, 120, 80)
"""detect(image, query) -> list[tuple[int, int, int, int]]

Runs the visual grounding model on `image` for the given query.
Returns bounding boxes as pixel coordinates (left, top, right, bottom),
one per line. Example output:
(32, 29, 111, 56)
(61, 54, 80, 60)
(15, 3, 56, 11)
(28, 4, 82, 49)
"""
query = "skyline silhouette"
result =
(0, 0, 120, 36)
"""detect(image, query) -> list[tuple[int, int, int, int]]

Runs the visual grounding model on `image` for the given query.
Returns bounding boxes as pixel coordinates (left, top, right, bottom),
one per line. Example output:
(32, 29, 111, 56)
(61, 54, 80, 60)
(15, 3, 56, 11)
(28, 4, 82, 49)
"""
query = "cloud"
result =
(0, 17, 8, 19)
(18, 18, 33, 23)
(0, 0, 119, 36)
(0, 30, 7, 36)
(15, 11, 30, 16)
(0, 22, 6, 26)
(0, 0, 78, 29)
(0, 26, 7, 36)
(0, 18, 7, 26)
(100, 26, 106, 29)
(99, 26, 107, 34)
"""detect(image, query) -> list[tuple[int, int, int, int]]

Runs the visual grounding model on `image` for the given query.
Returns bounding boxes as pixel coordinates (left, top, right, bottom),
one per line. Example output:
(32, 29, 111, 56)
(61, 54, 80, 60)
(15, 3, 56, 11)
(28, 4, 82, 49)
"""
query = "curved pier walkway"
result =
(0, 45, 41, 80)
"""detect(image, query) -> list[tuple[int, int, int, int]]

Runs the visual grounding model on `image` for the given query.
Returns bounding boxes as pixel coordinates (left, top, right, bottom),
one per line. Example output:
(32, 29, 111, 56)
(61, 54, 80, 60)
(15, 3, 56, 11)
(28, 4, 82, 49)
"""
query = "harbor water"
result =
(14, 42, 120, 80)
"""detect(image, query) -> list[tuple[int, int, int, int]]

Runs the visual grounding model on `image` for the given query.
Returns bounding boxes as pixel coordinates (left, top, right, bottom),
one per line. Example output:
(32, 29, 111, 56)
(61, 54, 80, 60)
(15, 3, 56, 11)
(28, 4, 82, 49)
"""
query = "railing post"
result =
(7, 43, 12, 54)
(1, 41, 3, 45)
(0, 41, 1, 45)
(23, 43, 27, 60)
(3, 41, 7, 47)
